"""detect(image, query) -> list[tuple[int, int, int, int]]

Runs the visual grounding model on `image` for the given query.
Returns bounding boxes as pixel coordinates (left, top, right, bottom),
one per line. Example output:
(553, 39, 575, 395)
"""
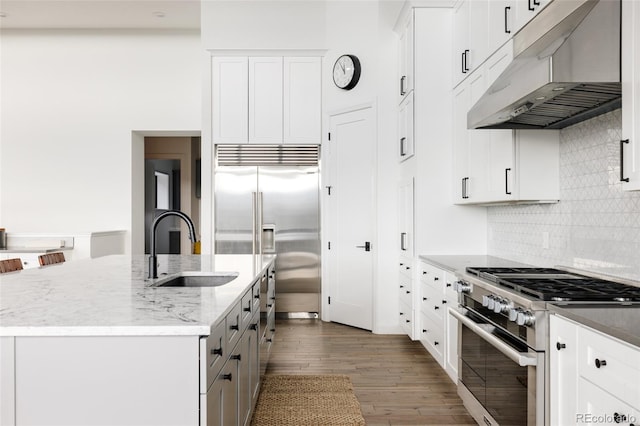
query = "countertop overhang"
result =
(0, 254, 275, 338)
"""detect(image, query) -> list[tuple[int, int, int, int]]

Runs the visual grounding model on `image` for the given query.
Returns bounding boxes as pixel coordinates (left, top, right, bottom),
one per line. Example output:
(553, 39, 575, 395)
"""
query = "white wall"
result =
(0, 29, 201, 252)
(201, 0, 402, 333)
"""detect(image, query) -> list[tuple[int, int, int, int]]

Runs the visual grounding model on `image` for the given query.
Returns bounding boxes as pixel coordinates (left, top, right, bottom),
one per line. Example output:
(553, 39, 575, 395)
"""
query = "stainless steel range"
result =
(451, 267, 640, 426)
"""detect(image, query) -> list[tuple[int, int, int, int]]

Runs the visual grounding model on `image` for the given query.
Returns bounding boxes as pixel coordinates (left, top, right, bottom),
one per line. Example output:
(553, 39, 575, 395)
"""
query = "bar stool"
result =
(0, 258, 24, 273)
(38, 252, 66, 266)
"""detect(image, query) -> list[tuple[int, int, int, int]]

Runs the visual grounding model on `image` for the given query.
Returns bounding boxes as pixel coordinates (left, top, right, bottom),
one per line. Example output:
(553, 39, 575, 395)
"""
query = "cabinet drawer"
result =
(252, 281, 261, 313)
(201, 321, 227, 393)
(420, 313, 444, 366)
(226, 302, 243, 351)
(240, 288, 254, 331)
(399, 300, 414, 336)
(419, 262, 444, 286)
(421, 282, 446, 323)
(578, 326, 640, 409)
(399, 258, 414, 278)
(399, 273, 413, 306)
(577, 377, 639, 424)
(444, 272, 458, 304)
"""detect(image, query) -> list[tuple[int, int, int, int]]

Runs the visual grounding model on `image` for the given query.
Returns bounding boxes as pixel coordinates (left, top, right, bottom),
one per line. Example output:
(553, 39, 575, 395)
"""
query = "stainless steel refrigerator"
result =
(214, 145, 321, 314)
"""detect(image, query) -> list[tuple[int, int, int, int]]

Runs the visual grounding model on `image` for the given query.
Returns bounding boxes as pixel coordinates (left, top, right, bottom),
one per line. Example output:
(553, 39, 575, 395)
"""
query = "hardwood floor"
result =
(265, 319, 476, 425)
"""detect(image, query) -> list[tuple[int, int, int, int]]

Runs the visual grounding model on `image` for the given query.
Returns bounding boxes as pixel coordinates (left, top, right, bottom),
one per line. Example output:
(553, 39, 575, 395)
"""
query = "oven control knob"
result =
(509, 307, 523, 322)
(494, 297, 511, 314)
(516, 310, 535, 327)
(455, 281, 471, 294)
(482, 295, 490, 307)
(486, 296, 496, 310)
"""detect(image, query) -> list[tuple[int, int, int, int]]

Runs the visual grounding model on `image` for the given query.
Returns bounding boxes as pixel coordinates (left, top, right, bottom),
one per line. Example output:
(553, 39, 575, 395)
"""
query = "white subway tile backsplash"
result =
(487, 109, 640, 281)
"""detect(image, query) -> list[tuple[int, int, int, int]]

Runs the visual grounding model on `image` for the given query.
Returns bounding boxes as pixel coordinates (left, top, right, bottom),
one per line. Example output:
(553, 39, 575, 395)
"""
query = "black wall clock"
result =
(332, 54, 361, 90)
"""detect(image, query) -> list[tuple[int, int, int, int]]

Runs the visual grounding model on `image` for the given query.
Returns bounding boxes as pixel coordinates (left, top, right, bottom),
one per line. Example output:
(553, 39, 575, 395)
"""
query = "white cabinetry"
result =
(621, 0, 640, 191)
(398, 92, 415, 162)
(212, 55, 321, 145)
(514, 0, 551, 33)
(398, 256, 416, 339)
(550, 314, 640, 426)
(453, 0, 488, 87)
(398, 178, 414, 256)
(488, 0, 516, 55)
(418, 261, 459, 383)
(453, 45, 559, 205)
(398, 13, 414, 104)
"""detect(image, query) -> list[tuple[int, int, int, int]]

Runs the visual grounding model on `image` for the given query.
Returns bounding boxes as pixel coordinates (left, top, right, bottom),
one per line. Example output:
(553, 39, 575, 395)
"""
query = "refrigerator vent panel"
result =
(216, 145, 319, 166)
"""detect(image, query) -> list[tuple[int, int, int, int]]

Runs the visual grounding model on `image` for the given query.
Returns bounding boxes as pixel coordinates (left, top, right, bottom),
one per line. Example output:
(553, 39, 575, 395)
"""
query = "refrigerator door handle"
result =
(258, 192, 264, 255)
(252, 192, 257, 255)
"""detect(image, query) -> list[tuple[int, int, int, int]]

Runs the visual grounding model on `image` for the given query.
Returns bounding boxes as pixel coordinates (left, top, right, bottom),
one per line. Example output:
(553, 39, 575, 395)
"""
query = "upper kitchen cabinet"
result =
(212, 55, 321, 145)
(398, 92, 415, 162)
(212, 57, 249, 143)
(283, 57, 322, 144)
(621, 0, 640, 191)
(488, 0, 516, 54)
(249, 57, 283, 143)
(398, 12, 414, 104)
(514, 0, 551, 33)
(452, 0, 488, 87)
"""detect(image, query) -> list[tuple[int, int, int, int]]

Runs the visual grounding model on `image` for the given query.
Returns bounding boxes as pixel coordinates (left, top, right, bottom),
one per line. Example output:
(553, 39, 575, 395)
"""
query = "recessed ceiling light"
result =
(152, 11, 166, 18)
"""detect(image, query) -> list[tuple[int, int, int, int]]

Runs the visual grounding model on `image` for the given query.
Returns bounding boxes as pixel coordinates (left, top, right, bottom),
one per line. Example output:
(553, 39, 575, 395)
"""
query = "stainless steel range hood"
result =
(468, 0, 621, 130)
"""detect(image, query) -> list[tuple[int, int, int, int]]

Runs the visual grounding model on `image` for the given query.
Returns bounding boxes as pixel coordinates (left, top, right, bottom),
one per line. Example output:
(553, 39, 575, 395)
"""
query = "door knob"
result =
(356, 242, 371, 251)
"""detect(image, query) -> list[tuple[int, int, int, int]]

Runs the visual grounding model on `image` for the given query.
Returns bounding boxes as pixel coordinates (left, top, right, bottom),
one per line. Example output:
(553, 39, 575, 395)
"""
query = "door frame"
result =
(321, 101, 378, 329)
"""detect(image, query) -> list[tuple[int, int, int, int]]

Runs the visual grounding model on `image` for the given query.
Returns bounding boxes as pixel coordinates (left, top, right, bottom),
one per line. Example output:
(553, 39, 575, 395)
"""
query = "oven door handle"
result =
(449, 307, 538, 367)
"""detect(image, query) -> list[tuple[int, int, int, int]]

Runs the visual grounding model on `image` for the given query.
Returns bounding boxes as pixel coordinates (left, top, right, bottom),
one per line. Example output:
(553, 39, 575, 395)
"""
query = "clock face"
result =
(333, 55, 361, 90)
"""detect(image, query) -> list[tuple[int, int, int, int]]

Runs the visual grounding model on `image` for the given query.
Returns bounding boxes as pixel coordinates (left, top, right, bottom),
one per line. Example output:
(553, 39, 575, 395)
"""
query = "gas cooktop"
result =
(465, 267, 640, 302)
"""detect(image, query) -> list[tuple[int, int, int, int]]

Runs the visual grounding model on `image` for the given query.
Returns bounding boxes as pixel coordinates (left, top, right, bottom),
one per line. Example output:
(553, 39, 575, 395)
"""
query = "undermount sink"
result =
(155, 272, 239, 287)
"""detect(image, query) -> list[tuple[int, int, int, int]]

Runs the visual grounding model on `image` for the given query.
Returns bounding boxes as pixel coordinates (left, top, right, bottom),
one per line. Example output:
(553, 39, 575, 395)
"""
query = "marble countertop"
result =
(418, 254, 532, 274)
(549, 303, 640, 348)
(0, 254, 274, 337)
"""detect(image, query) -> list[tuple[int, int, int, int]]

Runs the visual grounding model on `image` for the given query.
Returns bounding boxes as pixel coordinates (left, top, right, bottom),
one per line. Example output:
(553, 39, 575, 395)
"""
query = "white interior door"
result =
(325, 104, 375, 331)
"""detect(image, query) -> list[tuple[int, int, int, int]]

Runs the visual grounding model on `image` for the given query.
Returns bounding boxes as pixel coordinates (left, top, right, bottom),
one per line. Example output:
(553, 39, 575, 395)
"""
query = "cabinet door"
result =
(283, 57, 321, 144)
(514, 0, 551, 33)
(453, 83, 470, 203)
(622, 0, 640, 191)
(398, 178, 414, 255)
(212, 57, 249, 143)
(445, 304, 459, 383)
(486, 130, 515, 202)
(549, 315, 579, 426)
(468, 0, 489, 72)
(398, 12, 414, 103)
(453, 0, 470, 87)
(249, 57, 283, 143)
(398, 92, 414, 162)
(488, 0, 515, 54)
(466, 70, 489, 203)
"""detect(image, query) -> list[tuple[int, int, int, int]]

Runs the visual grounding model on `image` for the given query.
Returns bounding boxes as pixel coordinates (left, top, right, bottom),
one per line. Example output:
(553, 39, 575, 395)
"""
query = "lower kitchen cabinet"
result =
(398, 256, 416, 339)
(550, 314, 640, 426)
(1, 272, 274, 426)
(418, 261, 459, 383)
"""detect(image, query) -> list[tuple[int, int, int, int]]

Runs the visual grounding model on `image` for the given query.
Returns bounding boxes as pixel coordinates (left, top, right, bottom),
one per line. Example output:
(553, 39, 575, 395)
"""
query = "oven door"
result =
(450, 306, 544, 426)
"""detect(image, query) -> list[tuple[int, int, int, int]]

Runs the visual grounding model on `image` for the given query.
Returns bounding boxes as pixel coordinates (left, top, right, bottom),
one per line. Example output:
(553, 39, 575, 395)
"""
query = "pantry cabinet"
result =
(398, 256, 416, 339)
(398, 13, 414, 104)
(212, 55, 321, 145)
(621, 0, 640, 191)
(398, 92, 415, 162)
(549, 314, 640, 426)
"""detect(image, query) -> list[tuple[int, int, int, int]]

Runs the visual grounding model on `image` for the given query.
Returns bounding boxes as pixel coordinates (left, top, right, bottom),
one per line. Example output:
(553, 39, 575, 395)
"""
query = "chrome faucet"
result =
(149, 210, 198, 279)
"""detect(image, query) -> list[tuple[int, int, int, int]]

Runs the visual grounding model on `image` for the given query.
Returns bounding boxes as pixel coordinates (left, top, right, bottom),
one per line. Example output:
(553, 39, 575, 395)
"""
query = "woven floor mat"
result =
(251, 374, 366, 426)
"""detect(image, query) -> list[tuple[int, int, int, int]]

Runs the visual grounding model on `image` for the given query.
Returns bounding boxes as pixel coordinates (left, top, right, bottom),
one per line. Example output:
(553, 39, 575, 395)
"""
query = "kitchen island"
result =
(0, 254, 275, 426)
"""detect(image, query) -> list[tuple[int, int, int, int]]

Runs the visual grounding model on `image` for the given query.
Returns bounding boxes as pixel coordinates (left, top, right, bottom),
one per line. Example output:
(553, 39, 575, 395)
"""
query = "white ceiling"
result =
(0, 0, 201, 29)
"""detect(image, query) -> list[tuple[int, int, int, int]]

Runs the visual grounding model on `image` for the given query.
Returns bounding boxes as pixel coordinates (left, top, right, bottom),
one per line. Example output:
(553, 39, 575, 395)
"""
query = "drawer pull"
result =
(405, 319, 410, 323)
(422, 329, 427, 333)
(434, 277, 439, 281)
(254, 294, 260, 299)
(434, 341, 439, 346)
(423, 297, 427, 301)
(406, 290, 410, 294)
(243, 307, 251, 312)
(400, 285, 405, 289)
(595, 358, 607, 368)
(556, 342, 566, 351)
(249, 323, 258, 331)
(222, 373, 233, 381)
(434, 306, 440, 310)
(230, 354, 241, 361)
(230, 324, 239, 331)
(212, 347, 223, 356)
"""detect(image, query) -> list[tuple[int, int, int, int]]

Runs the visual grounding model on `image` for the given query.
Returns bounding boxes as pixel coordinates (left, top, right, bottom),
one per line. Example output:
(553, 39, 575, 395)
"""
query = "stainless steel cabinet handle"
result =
(400, 137, 407, 157)
(400, 76, 407, 96)
(400, 232, 408, 251)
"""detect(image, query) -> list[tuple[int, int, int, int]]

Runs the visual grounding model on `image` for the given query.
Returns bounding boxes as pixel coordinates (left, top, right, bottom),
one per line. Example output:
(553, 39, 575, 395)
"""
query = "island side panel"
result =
(14, 335, 200, 426)
(0, 337, 16, 426)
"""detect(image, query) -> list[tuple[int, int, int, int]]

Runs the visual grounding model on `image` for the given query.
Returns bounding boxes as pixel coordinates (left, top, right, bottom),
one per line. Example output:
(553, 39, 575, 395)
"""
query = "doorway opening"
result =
(144, 136, 201, 255)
